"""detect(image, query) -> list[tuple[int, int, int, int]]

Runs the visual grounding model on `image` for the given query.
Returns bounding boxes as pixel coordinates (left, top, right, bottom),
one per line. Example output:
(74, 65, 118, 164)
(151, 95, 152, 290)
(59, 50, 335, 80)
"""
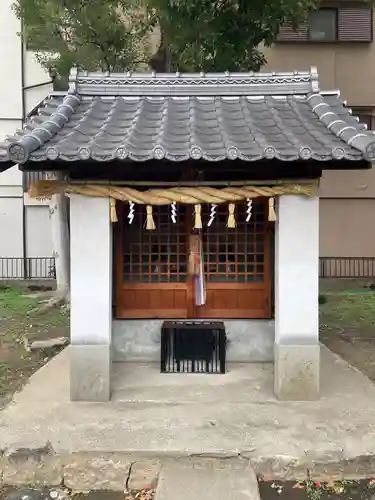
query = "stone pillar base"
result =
(70, 345, 111, 402)
(274, 343, 320, 401)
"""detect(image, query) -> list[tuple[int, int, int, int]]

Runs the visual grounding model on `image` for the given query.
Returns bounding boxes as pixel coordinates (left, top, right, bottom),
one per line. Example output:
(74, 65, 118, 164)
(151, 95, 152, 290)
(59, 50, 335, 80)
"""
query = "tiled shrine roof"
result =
(0, 67, 374, 169)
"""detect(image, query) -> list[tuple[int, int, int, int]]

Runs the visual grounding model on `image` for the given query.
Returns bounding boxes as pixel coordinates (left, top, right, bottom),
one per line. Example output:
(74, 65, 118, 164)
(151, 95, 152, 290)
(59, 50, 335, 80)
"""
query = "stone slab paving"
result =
(155, 464, 260, 500)
(2, 346, 375, 487)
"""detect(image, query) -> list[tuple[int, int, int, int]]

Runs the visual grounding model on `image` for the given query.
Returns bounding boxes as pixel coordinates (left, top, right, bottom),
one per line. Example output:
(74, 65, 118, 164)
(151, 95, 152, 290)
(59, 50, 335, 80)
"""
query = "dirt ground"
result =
(259, 479, 375, 500)
(0, 486, 154, 500)
(320, 278, 375, 383)
(0, 284, 69, 407)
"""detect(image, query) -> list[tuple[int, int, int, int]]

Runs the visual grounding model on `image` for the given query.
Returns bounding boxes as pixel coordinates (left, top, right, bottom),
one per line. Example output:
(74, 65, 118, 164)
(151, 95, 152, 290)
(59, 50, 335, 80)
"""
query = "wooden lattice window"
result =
(202, 201, 266, 283)
(122, 201, 267, 284)
(123, 205, 187, 283)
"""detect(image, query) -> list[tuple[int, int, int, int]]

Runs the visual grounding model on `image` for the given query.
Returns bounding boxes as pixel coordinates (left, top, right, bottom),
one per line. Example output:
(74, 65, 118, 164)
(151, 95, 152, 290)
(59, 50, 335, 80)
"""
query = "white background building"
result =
(0, 0, 53, 278)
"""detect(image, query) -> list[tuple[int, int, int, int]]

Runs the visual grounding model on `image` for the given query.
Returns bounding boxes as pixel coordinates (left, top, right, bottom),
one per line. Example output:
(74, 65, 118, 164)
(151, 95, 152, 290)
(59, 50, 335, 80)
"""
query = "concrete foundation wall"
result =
(112, 319, 275, 363)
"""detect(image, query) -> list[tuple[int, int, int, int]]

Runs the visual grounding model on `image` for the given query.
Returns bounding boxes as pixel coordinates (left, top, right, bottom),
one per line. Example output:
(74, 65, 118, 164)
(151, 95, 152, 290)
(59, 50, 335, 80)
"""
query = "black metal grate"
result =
(161, 321, 226, 374)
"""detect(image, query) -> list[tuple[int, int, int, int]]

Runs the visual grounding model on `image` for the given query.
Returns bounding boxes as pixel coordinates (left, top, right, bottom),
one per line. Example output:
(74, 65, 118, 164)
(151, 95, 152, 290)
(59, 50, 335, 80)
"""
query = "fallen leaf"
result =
(333, 485, 344, 493)
(293, 483, 305, 489)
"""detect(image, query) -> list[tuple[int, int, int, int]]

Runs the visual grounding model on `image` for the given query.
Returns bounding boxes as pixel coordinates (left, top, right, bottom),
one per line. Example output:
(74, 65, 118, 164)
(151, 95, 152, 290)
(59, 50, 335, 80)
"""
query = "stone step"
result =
(155, 464, 260, 500)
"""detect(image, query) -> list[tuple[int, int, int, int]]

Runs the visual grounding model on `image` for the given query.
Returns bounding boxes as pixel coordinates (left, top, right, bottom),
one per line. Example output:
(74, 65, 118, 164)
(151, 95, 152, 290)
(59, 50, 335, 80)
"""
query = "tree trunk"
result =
(50, 192, 70, 296)
(148, 27, 171, 72)
(47, 172, 70, 298)
(28, 172, 70, 314)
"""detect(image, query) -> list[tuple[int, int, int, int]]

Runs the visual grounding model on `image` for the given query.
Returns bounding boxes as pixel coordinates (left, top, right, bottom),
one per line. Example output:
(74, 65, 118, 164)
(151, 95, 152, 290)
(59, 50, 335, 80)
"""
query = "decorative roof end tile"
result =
(8, 143, 28, 164)
(365, 142, 375, 161)
(6, 93, 81, 164)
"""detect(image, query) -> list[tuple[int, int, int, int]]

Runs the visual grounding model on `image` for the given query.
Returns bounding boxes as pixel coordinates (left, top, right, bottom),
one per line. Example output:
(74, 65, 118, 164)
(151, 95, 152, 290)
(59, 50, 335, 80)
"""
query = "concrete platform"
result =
(2, 345, 375, 488)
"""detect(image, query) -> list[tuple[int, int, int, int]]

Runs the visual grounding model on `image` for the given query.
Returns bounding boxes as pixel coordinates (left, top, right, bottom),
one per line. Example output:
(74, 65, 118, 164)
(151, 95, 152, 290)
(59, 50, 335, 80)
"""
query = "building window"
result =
(277, 6, 373, 42)
(308, 9, 337, 41)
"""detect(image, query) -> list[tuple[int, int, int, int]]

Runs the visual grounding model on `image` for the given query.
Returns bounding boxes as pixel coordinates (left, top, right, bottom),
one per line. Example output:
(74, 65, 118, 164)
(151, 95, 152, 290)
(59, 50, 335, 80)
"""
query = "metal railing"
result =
(0, 257, 55, 280)
(1, 256, 374, 280)
(320, 257, 375, 278)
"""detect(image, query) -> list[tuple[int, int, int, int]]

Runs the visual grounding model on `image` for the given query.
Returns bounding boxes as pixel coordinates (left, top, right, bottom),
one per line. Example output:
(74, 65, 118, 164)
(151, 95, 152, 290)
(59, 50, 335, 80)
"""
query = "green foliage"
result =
(318, 294, 328, 305)
(150, 0, 320, 71)
(12, 0, 156, 75)
(14, 0, 323, 74)
(305, 481, 324, 500)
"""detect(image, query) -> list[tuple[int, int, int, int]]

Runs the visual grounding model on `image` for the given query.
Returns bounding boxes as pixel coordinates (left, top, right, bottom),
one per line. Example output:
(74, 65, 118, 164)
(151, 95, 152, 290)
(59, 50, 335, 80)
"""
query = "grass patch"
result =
(320, 290, 375, 337)
(0, 286, 40, 316)
(320, 280, 375, 382)
(0, 286, 69, 404)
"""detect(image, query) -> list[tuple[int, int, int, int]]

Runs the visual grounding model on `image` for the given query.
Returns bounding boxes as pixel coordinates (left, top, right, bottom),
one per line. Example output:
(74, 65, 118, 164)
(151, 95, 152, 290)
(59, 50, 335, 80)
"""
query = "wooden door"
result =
(115, 200, 271, 319)
(116, 204, 189, 318)
(192, 201, 271, 319)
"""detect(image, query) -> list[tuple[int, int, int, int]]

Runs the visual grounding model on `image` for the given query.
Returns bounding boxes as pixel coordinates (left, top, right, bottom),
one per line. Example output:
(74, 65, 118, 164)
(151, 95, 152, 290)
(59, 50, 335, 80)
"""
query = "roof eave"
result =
(16, 156, 372, 173)
(0, 160, 16, 172)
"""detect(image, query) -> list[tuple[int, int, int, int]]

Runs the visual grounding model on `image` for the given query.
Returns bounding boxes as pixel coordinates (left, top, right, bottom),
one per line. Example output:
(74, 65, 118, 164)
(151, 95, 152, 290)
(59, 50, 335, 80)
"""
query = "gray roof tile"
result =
(0, 67, 374, 167)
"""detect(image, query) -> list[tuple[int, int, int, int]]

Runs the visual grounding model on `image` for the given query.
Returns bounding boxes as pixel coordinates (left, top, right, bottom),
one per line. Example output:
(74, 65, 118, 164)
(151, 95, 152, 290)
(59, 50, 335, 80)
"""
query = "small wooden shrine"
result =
(0, 67, 373, 401)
